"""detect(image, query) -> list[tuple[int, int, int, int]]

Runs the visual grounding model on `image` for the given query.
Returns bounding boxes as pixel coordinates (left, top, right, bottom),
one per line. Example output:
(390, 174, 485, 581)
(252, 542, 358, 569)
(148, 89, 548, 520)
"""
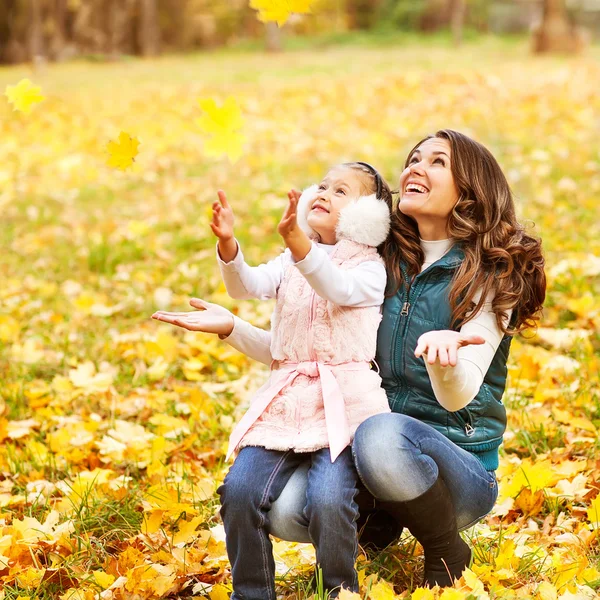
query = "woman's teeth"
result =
(406, 184, 428, 194)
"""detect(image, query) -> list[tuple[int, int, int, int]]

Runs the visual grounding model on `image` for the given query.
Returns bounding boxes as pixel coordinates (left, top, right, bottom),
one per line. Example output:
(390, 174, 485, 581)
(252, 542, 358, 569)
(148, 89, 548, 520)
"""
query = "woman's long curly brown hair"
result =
(381, 129, 546, 335)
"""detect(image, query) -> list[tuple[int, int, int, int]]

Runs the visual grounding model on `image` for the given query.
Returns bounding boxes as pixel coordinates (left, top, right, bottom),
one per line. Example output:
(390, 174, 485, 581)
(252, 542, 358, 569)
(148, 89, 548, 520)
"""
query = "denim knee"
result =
(353, 414, 405, 480)
(352, 413, 437, 501)
(218, 472, 263, 519)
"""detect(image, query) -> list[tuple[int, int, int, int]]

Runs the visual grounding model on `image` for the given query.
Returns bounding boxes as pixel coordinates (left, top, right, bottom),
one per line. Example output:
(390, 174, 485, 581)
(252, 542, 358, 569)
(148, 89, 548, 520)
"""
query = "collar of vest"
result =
(297, 185, 390, 248)
(407, 242, 465, 276)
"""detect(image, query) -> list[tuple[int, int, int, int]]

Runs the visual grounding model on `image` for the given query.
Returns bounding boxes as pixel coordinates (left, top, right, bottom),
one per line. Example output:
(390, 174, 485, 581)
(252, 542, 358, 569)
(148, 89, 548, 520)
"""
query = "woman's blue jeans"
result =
(218, 446, 359, 600)
(269, 413, 498, 543)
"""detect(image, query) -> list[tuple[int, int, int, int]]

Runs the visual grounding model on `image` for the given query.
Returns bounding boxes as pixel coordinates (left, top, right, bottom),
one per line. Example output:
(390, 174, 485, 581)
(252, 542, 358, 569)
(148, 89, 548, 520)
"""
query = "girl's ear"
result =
(296, 184, 320, 239)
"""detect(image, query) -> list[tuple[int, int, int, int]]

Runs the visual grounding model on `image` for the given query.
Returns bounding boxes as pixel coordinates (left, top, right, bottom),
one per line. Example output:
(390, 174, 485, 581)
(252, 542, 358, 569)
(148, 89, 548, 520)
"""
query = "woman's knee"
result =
(353, 413, 413, 472)
(352, 413, 437, 500)
(269, 462, 311, 543)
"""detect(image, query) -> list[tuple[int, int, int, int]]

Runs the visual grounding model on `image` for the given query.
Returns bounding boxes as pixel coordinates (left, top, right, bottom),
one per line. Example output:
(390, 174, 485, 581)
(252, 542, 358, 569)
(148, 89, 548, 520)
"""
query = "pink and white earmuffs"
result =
(296, 163, 391, 248)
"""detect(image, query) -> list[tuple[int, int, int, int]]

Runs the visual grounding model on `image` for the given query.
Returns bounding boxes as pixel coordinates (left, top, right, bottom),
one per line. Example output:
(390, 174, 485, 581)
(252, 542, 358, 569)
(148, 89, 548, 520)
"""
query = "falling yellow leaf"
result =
(249, 0, 313, 26)
(4, 78, 45, 114)
(197, 97, 244, 134)
(203, 130, 246, 163)
(106, 131, 140, 170)
(196, 96, 246, 162)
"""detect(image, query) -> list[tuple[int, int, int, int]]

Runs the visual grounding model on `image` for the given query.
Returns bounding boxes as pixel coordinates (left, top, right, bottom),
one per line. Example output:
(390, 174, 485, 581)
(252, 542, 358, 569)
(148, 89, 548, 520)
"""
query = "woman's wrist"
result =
(218, 315, 235, 339)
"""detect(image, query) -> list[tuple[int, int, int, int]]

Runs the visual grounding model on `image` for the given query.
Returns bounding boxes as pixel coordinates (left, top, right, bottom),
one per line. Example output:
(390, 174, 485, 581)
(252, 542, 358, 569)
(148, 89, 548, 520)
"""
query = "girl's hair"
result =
(342, 162, 394, 210)
(381, 129, 546, 335)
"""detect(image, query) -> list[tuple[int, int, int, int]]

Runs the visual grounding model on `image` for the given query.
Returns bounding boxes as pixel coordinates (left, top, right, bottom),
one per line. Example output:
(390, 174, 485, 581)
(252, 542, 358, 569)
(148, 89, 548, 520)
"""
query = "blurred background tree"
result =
(0, 0, 598, 64)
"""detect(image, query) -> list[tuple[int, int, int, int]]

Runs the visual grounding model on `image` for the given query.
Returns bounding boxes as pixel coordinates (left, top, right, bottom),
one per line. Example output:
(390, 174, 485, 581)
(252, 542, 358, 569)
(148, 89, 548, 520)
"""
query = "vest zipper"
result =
(455, 407, 476, 437)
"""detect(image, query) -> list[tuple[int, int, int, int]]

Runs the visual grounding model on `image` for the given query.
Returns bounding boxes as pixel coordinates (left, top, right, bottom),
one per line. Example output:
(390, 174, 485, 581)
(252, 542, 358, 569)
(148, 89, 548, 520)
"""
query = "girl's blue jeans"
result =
(269, 413, 499, 543)
(218, 446, 359, 600)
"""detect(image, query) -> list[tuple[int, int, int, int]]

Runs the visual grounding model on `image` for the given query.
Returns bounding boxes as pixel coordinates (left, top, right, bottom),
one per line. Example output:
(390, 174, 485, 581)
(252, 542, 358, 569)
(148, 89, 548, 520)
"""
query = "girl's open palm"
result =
(415, 330, 486, 367)
(152, 298, 234, 337)
(211, 190, 235, 241)
(277, 190, 301, 239)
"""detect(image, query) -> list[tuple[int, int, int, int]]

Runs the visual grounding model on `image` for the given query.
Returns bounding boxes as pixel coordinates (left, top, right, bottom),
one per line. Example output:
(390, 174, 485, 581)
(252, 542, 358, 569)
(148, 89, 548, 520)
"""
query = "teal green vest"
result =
(376, 245, 510, 471)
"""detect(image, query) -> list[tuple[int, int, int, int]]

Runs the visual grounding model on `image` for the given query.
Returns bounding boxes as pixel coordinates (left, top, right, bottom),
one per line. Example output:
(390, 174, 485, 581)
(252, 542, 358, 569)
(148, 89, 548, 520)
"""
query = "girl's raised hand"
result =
(152, 298, 234, 337)
(414, 330, 485, 367)
(210, 190, 235, 242)
(277, 189, 301, 239)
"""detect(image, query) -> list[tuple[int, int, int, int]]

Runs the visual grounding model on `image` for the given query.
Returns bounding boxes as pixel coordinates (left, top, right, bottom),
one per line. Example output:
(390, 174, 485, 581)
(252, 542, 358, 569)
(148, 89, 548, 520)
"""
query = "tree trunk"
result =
(139, 0, 159, 56)
(49, 0, 68, 60)
(265, 22, 282, 52)
(28, 0, 44, 60)
(450, 0, 466, 46)
(533, 0, 581, 53)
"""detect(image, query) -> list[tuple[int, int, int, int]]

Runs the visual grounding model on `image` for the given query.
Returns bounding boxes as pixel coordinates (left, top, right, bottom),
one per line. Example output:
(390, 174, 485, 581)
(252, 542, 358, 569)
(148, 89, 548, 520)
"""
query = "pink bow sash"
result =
(226, 360, 372, 463)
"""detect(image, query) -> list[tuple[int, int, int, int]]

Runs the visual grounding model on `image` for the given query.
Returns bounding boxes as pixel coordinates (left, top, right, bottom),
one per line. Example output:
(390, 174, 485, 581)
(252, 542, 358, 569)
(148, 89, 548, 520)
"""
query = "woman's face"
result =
(398, 138, 460, 232)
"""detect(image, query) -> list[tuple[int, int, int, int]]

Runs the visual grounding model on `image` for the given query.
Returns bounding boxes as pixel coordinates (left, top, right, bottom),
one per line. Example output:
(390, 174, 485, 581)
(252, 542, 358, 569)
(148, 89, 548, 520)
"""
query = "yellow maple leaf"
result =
(5, 78, 45, 114)
(502, 459, 556, 498)
(196, 96, 245, 162)
(368, 579, 396, 600)
(203, 130, 247, 163)
(536, 581, 558, 600)
(411, 587, 436, 600)
(209, 584, 233, 600)
(440, 589, 468, 600)
(106, 131, 140, 170)
(587, 495, 600, 528)
(461, 568, 486, 595)
(250, 0, 313, 26)
(93, 571, 116, 589)
(197, 97, 244, 134)
(339, 588, 362, 600)
(172, 515, 203, 546)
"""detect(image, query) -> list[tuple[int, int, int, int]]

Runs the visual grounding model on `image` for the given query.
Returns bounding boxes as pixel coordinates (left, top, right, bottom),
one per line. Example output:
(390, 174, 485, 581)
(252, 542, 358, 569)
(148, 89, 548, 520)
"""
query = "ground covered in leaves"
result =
(1, 36, 600, 600)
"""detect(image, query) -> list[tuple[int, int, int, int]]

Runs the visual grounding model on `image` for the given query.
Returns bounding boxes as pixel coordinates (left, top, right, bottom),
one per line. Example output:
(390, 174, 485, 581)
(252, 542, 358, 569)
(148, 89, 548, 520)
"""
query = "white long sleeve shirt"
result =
(221, 238, 512, 412)
(217, 240, 387, 307)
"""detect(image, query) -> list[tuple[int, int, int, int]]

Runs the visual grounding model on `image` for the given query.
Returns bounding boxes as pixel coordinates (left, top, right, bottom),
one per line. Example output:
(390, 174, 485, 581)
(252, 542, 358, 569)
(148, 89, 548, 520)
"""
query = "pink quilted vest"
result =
(228, 239, 390, 461)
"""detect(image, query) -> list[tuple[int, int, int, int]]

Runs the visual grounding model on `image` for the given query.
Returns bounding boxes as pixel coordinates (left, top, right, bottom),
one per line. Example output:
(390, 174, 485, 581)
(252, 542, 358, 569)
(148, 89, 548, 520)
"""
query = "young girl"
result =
(212, 162, 392, 599)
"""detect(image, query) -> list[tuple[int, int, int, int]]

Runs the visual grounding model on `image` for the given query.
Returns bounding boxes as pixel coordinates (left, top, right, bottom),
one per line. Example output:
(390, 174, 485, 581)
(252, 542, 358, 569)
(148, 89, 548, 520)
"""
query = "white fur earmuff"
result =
(296, 184, 390, 247)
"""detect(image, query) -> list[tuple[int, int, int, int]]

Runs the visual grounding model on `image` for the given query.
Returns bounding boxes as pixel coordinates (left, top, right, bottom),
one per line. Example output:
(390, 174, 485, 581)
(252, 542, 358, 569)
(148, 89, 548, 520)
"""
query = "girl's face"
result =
(306, 166, 366, 244)
(398, 138, 460, 238)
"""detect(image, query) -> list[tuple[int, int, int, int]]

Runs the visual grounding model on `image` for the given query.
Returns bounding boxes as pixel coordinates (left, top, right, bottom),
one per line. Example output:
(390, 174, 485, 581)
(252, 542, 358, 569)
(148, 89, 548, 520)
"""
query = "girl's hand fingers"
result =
(427, 344, 438, 365)
(217, 190, 230, 209)
(448, 344, 458, 366)
(438, 346, 449, 367)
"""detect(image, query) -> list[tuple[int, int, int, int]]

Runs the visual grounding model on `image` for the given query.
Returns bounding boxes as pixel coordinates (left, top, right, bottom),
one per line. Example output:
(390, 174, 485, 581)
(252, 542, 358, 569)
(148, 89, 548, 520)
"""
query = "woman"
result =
(153, 130, 546, 588)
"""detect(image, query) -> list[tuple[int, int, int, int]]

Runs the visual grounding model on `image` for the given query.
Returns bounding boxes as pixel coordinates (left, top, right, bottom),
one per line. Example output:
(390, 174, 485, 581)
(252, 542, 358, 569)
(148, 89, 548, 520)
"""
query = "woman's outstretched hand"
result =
(152, 298, 234, 337)
(415, 330, 485, 367)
